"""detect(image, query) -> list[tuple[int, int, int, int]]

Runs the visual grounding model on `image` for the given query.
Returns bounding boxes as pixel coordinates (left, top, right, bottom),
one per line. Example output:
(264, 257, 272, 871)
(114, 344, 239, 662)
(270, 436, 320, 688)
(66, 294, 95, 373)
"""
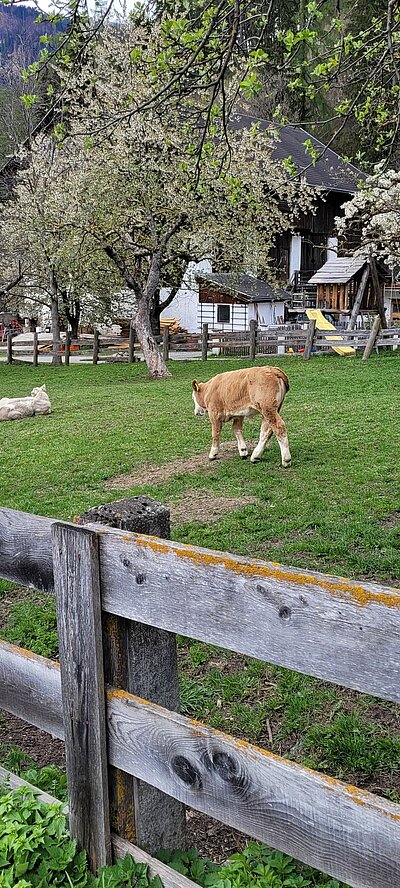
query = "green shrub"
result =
(0, 785, 163, 888)
(159, 844, 347, 887)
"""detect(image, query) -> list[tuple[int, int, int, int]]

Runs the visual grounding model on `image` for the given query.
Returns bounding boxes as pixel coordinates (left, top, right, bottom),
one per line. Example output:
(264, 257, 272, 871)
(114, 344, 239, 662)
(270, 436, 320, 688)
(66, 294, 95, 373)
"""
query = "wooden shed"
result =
(195, 272, 291, 331)
(308, 257, 383, 314)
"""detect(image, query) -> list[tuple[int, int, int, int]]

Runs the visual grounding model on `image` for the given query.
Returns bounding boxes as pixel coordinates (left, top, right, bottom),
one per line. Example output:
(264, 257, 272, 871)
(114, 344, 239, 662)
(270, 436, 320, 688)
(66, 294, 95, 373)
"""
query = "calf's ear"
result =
(192, 380, 199, 392)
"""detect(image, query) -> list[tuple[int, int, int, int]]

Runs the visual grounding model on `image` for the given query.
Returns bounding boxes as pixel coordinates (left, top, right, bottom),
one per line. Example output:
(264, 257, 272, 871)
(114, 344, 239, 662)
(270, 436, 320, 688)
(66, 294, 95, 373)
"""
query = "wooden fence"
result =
(2, 320, 399, 365)
(1, 505, 400, 887)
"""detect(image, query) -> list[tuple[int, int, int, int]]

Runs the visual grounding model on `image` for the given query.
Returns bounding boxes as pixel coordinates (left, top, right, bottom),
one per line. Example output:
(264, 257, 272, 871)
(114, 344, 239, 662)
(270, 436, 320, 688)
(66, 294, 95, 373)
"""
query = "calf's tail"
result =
(273, 367, 290, 393)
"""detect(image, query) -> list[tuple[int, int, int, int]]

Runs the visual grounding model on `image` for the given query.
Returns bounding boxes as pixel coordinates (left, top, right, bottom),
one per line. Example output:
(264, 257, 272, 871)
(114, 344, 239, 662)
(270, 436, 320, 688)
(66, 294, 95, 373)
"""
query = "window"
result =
(217, 304, 230, 323)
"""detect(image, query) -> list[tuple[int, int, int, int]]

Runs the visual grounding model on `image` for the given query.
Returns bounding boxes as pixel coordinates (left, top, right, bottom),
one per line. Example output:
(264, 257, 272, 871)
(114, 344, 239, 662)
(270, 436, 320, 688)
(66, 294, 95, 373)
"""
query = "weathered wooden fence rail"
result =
(1, 505, 400, 888)
(2, 322, 399, 365)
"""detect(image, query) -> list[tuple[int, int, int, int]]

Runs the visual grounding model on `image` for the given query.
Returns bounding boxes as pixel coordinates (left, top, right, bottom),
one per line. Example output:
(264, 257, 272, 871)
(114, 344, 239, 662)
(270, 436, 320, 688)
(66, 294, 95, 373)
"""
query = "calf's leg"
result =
(232, 417, 248, 458)
(251, 412, 291, 467)
(209, 416, 222, 460)
(250, 419, 273, 462)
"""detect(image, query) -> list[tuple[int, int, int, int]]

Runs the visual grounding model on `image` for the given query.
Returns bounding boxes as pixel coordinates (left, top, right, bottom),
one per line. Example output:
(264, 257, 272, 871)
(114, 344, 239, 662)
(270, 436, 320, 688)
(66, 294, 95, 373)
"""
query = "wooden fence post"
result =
(129, 324, 136, 363)
(65, 331, 71, 367)
(249, 319, 257, 361)
(6, 333, 12, 365)
(303, 319, 316, 360)
(362, 316, 381, 362)
(369, 254, 387, 329)
(162, 326, 169, 362)
(51, 523, 112, 872)
(93, 329, 99, 365)
(77, 496, 186, 853)
(33, 332, 38, 367)
(347, 265, 370, 331)
(201, 323, 208, 361)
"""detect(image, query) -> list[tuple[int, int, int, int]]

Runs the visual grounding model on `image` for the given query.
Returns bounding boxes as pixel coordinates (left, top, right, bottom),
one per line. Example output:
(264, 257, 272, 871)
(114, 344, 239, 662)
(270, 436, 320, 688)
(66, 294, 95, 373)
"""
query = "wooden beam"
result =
(347, 266, 370, 331)
(303, 319, 316, 360)
(362, 317, 381, 362)
(129, 324, 136, 363)
(0, 507, 55, 592)
(33, 332, 38, 367)
(65, 331, 70, 366)
(52, 523, 112, 870)
(112, 835, 197, 888)
(79, 498, 186, 853)
(0, 640, 62, 735)
(95, 525, 400, 705)
(93, 329, 99, 365)
(6, 333, 12, 364)
(249, 319, 257, 360)
(201, 323, 208, 361)
(162, 326, 169, 363)
(369, 256, 387, 329)
(107, 688, 400, 888)
(2, 508, 400, 704)
(1, 642, 400, 888)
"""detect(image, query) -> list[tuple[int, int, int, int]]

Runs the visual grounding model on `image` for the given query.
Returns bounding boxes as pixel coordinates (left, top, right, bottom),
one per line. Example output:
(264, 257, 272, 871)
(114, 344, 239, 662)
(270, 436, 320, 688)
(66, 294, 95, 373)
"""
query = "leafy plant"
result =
(0, 785, 164, 887)
(159, 843, 347, 887)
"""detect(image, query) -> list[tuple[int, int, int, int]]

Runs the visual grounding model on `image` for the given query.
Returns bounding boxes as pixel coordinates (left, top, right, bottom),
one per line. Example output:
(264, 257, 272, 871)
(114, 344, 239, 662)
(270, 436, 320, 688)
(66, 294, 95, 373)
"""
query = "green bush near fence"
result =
(0, 782, 346, 888)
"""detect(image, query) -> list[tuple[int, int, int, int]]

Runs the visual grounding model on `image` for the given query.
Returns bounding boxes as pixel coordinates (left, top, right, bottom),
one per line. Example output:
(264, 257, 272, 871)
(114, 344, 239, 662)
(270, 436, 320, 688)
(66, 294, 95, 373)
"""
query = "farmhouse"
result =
(232, 115, 362, 285)
(161, 117, 363, 334)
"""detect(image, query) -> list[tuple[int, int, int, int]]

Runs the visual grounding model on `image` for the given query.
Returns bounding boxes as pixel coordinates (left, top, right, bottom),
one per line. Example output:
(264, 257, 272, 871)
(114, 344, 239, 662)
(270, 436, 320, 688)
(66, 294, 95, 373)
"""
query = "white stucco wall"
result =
(248, 301, 285, 327)
(160, 259, 211, 333)
(289, 235, 302, 279)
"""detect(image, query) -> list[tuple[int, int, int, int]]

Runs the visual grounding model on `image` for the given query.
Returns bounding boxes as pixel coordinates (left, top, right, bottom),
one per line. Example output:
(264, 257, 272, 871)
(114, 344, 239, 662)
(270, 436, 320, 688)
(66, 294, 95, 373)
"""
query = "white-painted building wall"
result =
(160, 259, 211, 333)
(289, 234, 302, 279)
(327, 236, 338, 261)
(248, 301, 286, 327)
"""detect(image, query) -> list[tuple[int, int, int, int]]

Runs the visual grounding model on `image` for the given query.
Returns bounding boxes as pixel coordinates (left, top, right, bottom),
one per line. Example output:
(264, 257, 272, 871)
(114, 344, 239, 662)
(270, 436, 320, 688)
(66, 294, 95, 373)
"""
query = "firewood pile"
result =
(160, 317, 188, 335)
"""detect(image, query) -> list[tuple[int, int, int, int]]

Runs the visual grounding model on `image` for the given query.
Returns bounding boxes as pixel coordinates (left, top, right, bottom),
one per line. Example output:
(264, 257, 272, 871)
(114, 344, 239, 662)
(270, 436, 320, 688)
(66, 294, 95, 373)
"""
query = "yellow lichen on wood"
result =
(128, 534, 400, 609)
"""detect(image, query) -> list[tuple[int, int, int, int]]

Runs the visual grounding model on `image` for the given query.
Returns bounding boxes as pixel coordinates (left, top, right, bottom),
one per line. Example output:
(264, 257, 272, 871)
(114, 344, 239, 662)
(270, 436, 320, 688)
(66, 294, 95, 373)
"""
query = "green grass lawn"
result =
(1, 354, 400, 804)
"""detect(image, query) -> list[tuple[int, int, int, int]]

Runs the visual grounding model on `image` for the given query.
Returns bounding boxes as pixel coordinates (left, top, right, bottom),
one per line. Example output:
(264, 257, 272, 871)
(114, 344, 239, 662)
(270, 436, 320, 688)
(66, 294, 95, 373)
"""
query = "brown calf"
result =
(192, 366, 291, 466)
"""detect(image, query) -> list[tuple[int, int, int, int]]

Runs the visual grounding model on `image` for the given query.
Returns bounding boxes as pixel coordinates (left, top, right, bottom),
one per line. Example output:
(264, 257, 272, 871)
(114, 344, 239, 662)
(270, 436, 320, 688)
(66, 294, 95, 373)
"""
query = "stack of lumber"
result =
(160, 318, 187, 335)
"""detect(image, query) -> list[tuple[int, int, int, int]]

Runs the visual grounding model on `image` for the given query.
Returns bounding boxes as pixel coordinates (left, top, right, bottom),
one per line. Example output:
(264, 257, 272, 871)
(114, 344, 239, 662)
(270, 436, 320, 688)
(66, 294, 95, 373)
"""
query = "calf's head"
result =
(192, 380, 207, 416)
(31, 385, 47, 397)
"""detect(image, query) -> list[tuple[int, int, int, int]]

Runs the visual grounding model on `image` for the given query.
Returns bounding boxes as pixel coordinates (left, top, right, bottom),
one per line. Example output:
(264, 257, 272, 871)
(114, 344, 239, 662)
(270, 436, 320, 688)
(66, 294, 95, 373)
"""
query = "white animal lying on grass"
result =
(0, 385, 51, 422)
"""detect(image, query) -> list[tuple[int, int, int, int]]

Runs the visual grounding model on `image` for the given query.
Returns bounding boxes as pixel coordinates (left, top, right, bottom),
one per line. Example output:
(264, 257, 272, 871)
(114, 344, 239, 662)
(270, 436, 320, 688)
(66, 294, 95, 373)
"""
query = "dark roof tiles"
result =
(195, 271, 291, 302)
(230, 114, 362, 193)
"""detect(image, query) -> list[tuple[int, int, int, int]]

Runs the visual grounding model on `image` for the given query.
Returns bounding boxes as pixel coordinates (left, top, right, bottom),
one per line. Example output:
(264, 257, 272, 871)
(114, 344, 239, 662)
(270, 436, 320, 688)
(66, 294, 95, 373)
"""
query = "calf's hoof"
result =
(282, 459, 292, 468)
(250, 454, 260, 463)
(209, 453, 218, 461)
(240, 450, 248, 459)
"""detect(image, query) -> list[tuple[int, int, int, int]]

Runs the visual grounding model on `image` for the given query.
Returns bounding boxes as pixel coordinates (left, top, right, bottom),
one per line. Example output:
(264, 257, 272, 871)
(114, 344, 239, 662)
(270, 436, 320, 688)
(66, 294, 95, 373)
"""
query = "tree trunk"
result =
(150, 291, 161, 337)
(69, 304, 80, 340)
(135, 295, 171, 379)
(50, 297, 62, 366)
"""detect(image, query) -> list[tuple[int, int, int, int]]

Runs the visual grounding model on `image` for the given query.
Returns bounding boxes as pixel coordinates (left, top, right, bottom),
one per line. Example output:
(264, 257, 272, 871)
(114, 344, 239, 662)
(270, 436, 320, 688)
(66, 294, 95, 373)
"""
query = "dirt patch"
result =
(379, 511, 400, 528)
(105, 441, 257, 490)
(0, 711, 65, 769)
(169, 488, 259, 526)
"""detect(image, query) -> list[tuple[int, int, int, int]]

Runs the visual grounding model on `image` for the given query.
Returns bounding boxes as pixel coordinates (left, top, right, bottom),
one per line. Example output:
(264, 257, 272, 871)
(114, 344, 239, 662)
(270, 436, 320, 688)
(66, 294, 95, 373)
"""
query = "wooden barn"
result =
(195, 272, 291, 331)
(231, 116, 363, 287)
